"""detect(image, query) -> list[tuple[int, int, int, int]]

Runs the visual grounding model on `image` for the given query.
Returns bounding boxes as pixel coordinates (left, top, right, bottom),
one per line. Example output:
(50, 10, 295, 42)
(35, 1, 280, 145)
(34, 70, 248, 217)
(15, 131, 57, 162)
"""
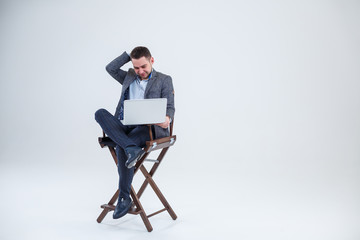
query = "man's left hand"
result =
(155, 116, 170, 129)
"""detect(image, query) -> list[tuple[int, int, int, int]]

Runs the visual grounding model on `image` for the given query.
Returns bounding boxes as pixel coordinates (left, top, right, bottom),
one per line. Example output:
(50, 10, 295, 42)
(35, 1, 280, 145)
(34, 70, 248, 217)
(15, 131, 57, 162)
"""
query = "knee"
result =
(94, 108, 108, 121)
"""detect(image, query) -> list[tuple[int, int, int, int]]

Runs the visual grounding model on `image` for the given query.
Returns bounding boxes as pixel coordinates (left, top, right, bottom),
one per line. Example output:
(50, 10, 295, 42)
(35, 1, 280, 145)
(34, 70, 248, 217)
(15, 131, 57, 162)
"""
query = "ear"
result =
(150, 57, 154, 64)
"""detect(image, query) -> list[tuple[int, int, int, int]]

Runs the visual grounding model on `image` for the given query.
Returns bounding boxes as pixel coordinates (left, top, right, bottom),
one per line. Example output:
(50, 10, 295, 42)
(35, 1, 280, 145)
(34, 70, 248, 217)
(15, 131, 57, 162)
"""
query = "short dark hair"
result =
(130, 46, 152, 60)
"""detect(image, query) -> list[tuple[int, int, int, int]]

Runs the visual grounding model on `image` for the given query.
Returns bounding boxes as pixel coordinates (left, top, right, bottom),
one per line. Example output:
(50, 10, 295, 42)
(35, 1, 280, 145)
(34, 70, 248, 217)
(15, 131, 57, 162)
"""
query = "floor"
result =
(1, 150, 359, 240)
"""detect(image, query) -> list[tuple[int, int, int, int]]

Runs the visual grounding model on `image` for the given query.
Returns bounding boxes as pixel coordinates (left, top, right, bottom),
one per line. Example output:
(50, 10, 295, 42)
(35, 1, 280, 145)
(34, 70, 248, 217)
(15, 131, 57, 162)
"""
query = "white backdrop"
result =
(1, 0, 360, 240)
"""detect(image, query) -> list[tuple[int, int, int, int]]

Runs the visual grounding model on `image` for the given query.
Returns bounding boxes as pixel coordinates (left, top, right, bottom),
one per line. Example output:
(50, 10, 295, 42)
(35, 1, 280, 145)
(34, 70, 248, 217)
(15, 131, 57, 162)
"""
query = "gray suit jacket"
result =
(105, 51, 175, 139)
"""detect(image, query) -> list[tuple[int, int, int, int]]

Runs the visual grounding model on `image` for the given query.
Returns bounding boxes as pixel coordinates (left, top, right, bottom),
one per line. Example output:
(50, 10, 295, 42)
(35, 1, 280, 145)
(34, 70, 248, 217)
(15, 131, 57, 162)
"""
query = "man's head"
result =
(130, 46, 154, 80)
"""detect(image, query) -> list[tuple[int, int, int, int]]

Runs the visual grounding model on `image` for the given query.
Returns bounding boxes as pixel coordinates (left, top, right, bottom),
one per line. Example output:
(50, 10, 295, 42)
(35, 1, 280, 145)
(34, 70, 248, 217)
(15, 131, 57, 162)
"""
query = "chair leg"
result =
(97, 208, 110, 223)
(140, 165, 177, 220)
(130, 186, 153, 232)
(136, 148, 169, 198)
(96, 189, 119, 223)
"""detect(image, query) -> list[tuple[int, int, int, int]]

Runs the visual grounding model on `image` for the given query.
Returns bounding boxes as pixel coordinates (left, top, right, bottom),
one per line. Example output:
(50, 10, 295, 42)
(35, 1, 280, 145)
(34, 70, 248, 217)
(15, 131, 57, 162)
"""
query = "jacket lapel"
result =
(122, 74, 136, 94)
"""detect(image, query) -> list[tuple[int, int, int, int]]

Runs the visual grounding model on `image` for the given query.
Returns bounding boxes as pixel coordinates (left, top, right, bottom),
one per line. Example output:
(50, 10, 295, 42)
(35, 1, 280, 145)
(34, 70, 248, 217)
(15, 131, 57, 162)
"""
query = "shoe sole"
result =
(126, 150, 145, 168)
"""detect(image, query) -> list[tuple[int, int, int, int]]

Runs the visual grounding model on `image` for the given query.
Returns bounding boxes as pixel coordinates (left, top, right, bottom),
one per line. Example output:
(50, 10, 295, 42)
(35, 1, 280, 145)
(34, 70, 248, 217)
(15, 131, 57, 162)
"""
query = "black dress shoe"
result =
(113, 197, 132, 219)
(125, 146, 145, 168)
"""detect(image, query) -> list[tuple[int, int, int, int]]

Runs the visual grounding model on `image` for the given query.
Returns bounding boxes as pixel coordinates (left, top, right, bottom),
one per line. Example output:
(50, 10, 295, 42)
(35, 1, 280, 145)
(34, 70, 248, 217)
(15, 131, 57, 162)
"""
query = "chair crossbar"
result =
(147, 208, 168, 218)
(144, 159, 159, 163)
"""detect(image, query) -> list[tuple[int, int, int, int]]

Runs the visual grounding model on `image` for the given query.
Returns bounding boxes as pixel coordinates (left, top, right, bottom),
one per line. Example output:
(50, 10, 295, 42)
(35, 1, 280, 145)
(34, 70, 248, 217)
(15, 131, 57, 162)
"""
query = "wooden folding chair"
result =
(96, 120, 177, 232)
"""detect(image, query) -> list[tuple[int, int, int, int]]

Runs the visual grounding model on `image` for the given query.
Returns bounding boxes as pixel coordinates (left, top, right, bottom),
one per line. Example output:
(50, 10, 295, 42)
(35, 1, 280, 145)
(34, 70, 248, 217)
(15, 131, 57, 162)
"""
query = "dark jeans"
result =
(95, 108, 151, 199)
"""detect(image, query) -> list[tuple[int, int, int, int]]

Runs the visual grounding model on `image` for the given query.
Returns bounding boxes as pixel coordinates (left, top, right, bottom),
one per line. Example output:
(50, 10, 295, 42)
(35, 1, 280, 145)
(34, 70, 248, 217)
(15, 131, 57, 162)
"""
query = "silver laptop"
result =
(121, 98, 167, 125)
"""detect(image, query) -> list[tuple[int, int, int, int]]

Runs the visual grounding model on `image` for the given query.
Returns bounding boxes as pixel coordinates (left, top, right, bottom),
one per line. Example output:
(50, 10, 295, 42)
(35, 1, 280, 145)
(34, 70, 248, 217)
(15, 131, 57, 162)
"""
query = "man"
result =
(95, 46, 175, 219)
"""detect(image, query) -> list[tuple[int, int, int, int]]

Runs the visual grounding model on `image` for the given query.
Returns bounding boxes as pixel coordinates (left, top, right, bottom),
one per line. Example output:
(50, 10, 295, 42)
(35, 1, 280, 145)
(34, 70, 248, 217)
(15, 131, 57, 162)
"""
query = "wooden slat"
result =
(101, 204, 115, 210)
(146, 135, 176, 146)
(100, 204, 142, 215)
(145, 136, 176, 152)
(147, 208, 168, 218)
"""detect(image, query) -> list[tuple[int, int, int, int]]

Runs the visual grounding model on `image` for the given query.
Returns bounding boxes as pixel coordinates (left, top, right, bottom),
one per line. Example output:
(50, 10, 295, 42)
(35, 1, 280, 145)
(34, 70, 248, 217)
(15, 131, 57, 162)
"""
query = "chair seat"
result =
(98, 137, 117, 148)
(98, 135, 177, 150)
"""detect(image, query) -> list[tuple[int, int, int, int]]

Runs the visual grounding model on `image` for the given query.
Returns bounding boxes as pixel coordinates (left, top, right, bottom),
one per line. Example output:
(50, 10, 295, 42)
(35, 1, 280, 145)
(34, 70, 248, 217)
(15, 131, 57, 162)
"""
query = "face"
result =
(131, 56, 154, 80)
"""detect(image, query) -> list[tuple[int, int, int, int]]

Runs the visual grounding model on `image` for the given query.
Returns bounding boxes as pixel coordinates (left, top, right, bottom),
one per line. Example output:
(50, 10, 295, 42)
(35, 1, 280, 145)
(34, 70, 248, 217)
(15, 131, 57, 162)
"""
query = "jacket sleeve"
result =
(161, 76, 175, 120)
(105, 51, 131, 85)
